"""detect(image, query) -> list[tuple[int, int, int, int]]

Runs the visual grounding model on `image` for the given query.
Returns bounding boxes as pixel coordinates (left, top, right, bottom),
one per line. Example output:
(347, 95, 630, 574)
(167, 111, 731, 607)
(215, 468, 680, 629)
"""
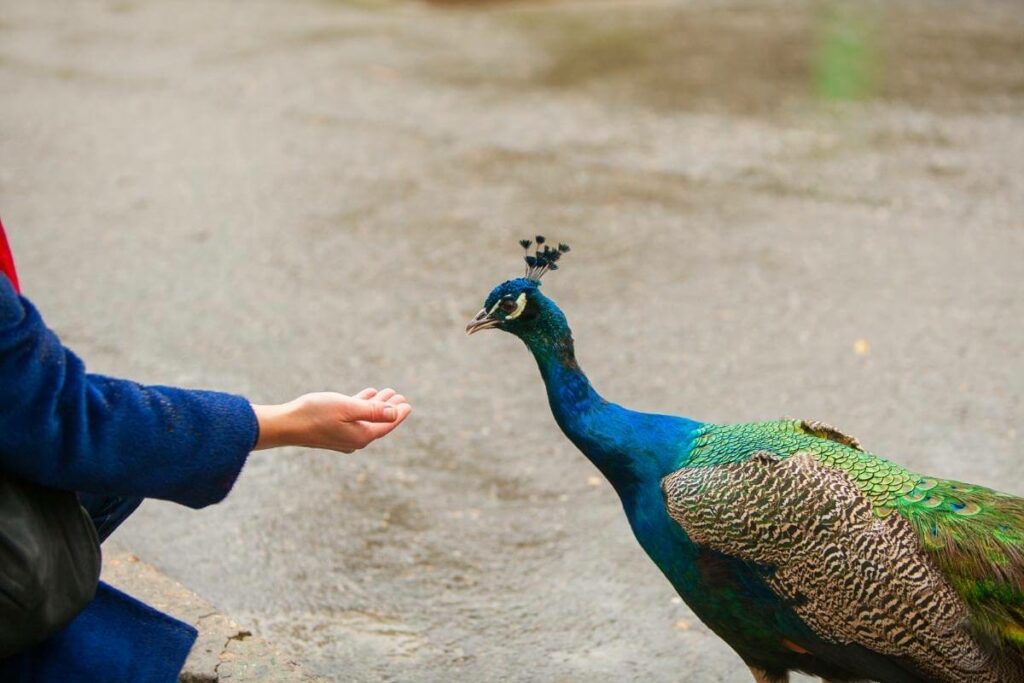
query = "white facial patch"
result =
(487, 292, 528, 320)
(505, 292, 528, 320)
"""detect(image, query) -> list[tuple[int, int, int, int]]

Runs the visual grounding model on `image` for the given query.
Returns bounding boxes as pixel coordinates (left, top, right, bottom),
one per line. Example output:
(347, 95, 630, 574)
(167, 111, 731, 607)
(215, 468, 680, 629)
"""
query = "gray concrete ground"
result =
(1, 0, 1022, 680)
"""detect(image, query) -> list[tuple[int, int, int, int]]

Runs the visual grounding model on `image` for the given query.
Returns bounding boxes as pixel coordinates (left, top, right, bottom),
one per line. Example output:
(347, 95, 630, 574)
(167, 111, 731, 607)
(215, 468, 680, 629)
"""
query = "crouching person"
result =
(0, 220, 411, 682)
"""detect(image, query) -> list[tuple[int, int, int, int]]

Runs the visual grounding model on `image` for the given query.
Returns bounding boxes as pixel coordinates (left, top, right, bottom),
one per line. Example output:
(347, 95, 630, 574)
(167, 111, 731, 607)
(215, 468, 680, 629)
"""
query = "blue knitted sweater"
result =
(0, 274, 258, 681)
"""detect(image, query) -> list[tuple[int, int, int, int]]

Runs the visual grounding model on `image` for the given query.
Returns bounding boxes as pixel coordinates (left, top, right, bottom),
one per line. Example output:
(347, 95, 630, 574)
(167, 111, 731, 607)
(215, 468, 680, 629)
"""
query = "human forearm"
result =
(0, 277, 257, 507)
(0, 275, 411, 507)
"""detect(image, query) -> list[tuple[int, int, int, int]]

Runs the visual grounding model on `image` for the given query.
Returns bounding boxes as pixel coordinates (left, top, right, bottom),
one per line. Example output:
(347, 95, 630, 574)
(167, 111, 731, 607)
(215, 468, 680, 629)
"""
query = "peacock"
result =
(466, 237, 1024, 683)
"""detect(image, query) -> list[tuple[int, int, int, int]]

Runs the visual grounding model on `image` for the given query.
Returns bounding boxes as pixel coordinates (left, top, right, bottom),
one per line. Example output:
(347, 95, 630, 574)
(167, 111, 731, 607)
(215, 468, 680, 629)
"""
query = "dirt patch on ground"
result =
(425, 1, 1024, 117)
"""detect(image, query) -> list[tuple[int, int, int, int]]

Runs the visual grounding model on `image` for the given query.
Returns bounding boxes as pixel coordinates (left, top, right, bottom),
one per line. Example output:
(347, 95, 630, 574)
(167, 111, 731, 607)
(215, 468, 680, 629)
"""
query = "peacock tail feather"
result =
(897, 478, 1024, 654)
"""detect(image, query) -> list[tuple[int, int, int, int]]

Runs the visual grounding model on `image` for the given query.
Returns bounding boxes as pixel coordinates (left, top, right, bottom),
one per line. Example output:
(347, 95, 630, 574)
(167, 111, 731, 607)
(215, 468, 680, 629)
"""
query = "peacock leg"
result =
(748, 667, 788, 683)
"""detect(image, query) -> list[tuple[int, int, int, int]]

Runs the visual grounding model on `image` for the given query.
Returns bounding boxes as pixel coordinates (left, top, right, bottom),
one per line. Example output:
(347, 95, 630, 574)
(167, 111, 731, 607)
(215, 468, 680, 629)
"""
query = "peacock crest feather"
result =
(519, 235, 570, 281)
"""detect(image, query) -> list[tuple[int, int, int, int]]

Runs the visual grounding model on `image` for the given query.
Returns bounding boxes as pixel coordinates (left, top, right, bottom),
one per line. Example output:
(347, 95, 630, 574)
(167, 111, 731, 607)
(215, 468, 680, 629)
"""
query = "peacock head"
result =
(466, 236, 571, 343)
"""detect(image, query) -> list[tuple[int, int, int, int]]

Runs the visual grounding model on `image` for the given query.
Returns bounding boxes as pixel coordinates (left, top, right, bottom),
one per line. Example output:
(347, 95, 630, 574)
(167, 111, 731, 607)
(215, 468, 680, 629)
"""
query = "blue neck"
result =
(515, 307, 704, 591)
(523, 327, 700, 494)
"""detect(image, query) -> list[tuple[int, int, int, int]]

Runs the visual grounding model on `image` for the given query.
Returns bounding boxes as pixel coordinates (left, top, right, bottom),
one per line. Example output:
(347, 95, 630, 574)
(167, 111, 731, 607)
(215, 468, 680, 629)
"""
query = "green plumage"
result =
(680, 419, 1024, 667)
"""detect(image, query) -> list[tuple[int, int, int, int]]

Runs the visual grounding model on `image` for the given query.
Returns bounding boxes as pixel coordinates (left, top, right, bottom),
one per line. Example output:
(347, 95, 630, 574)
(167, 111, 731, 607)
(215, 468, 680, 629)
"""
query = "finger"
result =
(375, 388, 397, 403)
(362, 403, 412, 439)
(386, 393, 407, 405)
(355, 387, 378, 400)
(344, 398, 398, 423)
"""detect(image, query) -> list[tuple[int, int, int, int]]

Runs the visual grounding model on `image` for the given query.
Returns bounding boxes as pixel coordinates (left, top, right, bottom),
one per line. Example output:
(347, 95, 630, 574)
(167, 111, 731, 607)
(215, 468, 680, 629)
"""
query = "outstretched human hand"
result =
(252, 388, 412, 454)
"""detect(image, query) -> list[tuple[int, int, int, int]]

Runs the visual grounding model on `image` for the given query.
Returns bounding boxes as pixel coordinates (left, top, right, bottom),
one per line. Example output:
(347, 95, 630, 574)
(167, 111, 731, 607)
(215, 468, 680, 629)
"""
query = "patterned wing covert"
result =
(661, 450, 1010, 682)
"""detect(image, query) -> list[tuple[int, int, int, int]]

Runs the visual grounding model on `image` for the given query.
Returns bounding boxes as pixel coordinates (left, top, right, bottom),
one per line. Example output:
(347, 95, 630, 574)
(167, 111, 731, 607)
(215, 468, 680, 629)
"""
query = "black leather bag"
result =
(0, 473, 101, 658)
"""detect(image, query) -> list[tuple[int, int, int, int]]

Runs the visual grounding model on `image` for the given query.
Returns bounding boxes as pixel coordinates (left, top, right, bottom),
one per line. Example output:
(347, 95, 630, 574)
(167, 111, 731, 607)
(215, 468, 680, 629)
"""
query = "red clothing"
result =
(0, 219, 19, 293)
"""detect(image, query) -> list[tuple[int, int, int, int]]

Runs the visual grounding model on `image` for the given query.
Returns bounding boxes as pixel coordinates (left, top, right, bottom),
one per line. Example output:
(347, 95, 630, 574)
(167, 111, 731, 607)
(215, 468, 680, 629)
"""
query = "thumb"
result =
(345, 398, 397, 423)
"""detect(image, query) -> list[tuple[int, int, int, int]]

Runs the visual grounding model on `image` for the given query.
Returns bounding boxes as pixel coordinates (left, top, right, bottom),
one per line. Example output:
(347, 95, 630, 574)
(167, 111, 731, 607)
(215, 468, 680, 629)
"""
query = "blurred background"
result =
(1, 0, 1022, 680)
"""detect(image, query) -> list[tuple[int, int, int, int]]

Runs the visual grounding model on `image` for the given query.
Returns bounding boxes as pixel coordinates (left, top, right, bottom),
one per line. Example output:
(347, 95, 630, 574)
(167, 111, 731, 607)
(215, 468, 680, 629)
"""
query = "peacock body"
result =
(467, 241, 1024, 683)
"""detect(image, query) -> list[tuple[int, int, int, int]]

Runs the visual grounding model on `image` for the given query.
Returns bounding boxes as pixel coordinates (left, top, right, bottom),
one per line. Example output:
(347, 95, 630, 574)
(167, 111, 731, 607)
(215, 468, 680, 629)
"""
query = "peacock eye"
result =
(491, 292, 528, 320)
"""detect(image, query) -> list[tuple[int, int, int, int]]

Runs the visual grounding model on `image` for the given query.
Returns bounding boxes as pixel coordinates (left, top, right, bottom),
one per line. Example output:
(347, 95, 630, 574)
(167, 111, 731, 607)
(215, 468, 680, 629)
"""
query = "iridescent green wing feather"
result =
(894, 476, 1024, 652)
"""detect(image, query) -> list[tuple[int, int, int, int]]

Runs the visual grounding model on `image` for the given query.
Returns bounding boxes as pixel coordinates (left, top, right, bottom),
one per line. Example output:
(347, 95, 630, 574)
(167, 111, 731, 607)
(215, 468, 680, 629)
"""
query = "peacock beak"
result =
(466, 308, 500, 335)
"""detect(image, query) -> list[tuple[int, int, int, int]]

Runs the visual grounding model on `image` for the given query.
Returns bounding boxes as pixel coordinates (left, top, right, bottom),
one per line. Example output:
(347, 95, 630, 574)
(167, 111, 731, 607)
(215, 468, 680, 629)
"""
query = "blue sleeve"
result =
(0, 275, 258, 509)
